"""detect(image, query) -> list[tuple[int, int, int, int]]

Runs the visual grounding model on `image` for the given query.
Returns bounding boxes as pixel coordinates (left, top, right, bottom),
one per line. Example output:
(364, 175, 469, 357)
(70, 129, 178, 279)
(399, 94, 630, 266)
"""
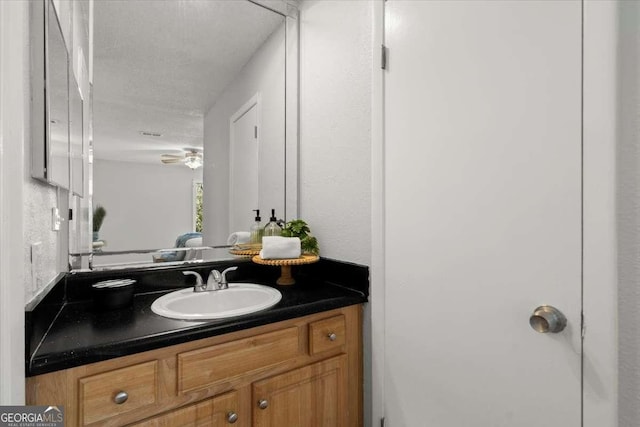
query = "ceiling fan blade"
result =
(160, 154, 183, 159)
(183, 147, 202, 154)
(161, 158, 183, 164)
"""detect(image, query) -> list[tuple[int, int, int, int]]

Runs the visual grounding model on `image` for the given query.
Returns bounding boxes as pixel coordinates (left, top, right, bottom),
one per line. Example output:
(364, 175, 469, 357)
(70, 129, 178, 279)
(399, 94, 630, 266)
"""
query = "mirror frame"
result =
(30, 0, 71, 190)
(71, 0, 299, 272)
(69, 72, 84, 197)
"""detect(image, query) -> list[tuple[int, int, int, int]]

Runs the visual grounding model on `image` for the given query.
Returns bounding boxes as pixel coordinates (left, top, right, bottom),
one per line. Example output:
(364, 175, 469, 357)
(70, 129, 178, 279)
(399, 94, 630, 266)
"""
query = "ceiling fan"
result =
(160, 149, 203, 169)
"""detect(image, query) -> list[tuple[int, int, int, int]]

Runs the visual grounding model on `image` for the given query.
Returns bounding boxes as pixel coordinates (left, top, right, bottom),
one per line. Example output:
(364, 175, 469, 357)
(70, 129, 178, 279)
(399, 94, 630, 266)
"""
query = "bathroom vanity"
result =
(23, 1, 367, 424)
(25, 259, 367, 426)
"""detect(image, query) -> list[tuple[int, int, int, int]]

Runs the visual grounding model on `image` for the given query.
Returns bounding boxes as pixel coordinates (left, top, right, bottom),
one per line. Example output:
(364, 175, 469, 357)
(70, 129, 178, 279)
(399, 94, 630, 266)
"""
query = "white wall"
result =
(0, 0, 28, 404)
(203, 23, 285, 245)
(93, 159, 201, 264)
(617, 2, 640, 426)
(298, 0, 372, 266)
(582, 2, 620, 426)
(23, 185, 61, 302)
(298, 2, 373, 426)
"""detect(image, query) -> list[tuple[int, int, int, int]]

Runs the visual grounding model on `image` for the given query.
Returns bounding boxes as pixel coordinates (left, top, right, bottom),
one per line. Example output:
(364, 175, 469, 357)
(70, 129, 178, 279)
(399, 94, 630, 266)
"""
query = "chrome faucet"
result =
(183, 266, 237, 292)
(207, 270, 221, 290)
(183, 271, 206, 292)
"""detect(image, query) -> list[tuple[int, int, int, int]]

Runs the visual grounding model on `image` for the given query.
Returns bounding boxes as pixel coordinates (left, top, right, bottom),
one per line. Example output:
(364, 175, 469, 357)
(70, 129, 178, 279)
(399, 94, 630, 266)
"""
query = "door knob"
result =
(258, 399, 269, 409)
(529, 305, 567, 333)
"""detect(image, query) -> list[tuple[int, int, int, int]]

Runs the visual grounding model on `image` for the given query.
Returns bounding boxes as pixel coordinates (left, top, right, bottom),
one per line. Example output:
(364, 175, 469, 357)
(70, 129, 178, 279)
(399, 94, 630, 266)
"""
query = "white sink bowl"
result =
(151, 283, 282, 320)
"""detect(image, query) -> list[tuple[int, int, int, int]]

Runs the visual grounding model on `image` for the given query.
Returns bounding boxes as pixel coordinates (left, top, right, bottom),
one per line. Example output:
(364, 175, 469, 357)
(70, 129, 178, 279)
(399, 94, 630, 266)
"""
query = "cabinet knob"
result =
(113, 391, 128, 404)
(328, 333, 337, 341)
(227, 411, 238, 424)
(258, 399, 269, 410)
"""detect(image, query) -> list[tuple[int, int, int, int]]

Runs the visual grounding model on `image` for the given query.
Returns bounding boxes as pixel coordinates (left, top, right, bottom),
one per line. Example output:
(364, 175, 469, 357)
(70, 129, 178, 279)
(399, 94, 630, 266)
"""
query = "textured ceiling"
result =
(93, 0, 284, 164)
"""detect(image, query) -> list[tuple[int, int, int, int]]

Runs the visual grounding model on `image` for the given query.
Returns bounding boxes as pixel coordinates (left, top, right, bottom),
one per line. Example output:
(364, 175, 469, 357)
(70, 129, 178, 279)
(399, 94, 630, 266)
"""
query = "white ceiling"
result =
(93, 0, 284, 164)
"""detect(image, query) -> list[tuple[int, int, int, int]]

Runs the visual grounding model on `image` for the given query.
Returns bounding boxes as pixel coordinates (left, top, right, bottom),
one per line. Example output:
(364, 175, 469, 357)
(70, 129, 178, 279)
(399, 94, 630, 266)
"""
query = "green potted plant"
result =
(93, 205, 107, 242)
(280, 219, 319, 255)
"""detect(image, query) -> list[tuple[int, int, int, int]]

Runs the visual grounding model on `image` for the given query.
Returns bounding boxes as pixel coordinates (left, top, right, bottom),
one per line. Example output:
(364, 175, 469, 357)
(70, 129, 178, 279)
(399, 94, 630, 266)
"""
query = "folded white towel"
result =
(227, 231, 251, 246)
(184, 237, 203, 247)
(260, 236, 301, 259)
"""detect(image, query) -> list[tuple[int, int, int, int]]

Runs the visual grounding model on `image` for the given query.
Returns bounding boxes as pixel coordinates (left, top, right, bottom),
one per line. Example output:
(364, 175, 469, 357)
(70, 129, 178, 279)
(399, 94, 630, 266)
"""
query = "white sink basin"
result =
(151, 283, 282, 320)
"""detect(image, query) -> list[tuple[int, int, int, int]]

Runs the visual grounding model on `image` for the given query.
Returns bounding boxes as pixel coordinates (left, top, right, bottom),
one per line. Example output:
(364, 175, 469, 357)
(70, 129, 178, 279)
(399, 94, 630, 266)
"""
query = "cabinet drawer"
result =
(130, 390, 239, 427)
(78, 360, 158, 425)
(178, 327, 300, 394)
(309, 315, 346, 356)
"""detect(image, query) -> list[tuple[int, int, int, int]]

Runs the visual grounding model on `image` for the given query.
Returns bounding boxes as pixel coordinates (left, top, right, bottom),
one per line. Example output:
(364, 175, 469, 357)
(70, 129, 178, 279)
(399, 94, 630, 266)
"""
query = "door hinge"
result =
(581, 312, 586, 339)
(254, 126, 258, 139)
(68, 208, 73, 221)
(381, 44, 387, 70)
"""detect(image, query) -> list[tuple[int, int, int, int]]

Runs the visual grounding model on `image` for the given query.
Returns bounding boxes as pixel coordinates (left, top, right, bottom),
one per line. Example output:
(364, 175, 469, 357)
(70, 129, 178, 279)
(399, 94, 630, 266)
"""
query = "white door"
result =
(229, 99, 259, 233)
(384, 1, 582, 426)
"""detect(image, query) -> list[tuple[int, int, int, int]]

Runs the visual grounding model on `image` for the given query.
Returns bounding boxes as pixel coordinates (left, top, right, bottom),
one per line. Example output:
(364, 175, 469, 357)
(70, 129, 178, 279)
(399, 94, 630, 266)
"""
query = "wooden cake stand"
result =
(251, 254, 320, 285)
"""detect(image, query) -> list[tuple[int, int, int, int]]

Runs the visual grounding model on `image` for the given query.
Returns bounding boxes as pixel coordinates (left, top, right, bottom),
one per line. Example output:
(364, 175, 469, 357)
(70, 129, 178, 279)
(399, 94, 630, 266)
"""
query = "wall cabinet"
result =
(26, 305, 362, 427)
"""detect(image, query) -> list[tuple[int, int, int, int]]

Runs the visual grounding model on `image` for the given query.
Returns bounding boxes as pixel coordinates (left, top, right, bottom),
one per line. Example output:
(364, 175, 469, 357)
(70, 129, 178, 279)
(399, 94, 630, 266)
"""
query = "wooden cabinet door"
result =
(252, 355, 347, 427)
(129, 390, 239, 427)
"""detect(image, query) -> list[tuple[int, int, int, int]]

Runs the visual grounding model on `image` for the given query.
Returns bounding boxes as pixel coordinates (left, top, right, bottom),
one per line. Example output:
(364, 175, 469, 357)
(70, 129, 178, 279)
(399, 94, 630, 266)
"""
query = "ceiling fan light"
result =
(185, 155, 203, 169)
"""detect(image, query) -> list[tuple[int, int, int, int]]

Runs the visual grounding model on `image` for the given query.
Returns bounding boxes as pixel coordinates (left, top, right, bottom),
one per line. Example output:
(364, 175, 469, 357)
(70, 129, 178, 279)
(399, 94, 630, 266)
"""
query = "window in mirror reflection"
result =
(193, 181, 203, 233)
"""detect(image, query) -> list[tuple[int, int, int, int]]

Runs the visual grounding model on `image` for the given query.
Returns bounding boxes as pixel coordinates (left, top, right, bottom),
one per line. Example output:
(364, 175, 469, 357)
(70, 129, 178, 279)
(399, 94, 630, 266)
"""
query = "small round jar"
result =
(91, 279, 136, 310)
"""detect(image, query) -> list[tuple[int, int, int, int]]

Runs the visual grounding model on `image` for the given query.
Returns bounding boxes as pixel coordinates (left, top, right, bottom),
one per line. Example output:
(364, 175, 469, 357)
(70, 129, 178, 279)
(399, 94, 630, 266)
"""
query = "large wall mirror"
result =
(85, 0, 298, 268)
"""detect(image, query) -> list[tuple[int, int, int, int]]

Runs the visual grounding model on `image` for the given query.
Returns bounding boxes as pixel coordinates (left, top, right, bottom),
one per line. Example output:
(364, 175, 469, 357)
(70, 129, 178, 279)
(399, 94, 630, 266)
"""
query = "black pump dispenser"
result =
(264, 209, 282, 237)
(250, 209, 263, 244)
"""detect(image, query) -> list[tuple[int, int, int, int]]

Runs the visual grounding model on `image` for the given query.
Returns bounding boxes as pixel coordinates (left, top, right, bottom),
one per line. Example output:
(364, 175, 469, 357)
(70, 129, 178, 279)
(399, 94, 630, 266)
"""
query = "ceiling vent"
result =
(139, 131, 163, 137)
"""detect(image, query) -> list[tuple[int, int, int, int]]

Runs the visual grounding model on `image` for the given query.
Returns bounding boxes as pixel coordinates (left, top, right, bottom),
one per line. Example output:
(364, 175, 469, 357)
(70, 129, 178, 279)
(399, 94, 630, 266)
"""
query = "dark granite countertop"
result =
(26, 258, 368, 377)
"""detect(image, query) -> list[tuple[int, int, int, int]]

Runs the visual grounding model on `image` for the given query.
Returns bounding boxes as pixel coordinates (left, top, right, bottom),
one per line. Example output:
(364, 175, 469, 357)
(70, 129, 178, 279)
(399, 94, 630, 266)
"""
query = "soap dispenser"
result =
(250, 209, 263, 245)
(264, 209, 282, 237)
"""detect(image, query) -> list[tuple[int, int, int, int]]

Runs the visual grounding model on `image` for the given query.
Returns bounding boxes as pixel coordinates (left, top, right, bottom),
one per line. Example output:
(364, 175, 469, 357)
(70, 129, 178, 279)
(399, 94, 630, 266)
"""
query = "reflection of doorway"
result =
(229, 94, 260, 233)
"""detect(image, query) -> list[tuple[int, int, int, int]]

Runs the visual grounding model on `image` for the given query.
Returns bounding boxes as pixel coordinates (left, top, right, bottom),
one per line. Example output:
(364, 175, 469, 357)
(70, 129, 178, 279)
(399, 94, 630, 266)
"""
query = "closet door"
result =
(384, 1, 582, 425)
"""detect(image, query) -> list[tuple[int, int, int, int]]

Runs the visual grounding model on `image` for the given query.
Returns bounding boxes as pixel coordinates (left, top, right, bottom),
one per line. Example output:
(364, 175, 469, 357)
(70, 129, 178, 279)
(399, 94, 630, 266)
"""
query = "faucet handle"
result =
(220, 266, 238, 286)
(207, 270, 221, 288)
(183, 271, 205, 292)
